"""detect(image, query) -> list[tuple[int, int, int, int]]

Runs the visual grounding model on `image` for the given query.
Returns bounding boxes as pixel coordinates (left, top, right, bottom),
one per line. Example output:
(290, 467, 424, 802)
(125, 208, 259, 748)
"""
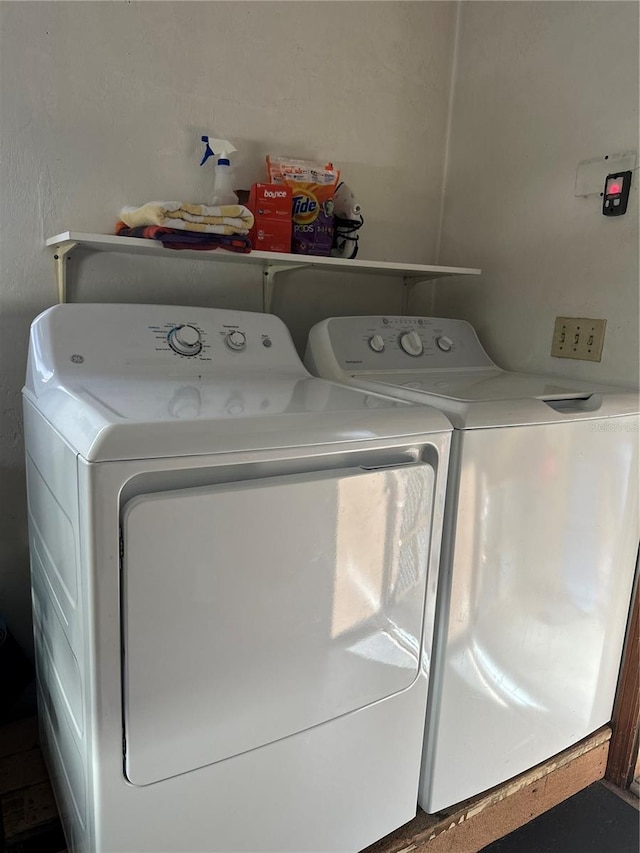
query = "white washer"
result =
(23, 304, 452, 853)
(305, 315, 639, 813)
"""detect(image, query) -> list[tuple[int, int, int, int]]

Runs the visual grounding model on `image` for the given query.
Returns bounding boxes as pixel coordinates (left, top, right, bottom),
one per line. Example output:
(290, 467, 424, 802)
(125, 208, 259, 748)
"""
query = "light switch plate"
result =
(551, 317, 606, 362)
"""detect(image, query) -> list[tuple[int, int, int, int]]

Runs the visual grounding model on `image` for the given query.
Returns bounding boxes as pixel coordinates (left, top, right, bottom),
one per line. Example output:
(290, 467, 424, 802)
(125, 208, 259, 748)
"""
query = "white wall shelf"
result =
(46, 231, 481, 313)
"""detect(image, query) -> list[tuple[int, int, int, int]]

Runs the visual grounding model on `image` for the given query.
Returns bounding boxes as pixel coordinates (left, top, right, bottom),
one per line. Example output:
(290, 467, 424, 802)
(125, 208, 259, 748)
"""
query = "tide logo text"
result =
(292, 190, 319, 225)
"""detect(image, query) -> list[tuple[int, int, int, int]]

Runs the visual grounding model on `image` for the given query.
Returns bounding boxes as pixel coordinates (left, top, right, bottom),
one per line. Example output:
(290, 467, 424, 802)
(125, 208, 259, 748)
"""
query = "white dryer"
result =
(23, 304, 452, 853)
(305, 315, 639, 813)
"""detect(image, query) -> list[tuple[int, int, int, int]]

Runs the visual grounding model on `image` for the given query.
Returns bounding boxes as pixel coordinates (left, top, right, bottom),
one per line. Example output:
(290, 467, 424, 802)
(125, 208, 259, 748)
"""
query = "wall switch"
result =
(551, 317, 606, 362)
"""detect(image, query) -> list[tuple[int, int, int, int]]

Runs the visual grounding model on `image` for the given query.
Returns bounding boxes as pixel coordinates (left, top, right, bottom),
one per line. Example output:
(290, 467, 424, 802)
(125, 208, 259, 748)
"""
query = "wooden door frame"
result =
(605, 547, 639, 789)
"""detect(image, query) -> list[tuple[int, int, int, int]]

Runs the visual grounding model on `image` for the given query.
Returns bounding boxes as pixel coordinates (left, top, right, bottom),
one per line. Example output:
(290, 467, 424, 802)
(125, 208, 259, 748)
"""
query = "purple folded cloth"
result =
(115, 222, 252, 253)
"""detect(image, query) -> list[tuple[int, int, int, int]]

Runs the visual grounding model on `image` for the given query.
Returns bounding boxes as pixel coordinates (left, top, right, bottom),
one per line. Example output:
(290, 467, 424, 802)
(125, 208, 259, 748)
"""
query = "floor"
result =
(481, 781, 639, 853)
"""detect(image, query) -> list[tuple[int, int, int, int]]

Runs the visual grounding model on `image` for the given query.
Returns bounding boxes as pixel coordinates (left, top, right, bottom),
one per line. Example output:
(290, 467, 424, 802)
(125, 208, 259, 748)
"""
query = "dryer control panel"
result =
(147, 317, 274, 364)
(27, 304, 308, 391)
(306, 316, 496, 375)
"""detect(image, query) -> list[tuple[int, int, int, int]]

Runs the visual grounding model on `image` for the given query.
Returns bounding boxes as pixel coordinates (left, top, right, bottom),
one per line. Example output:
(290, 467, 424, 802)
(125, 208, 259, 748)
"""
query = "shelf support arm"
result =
(403, 274, 447, 315)
(52, 240, 78, 304)
(263, 262, 309, 313)
(402, 276, 430, 315)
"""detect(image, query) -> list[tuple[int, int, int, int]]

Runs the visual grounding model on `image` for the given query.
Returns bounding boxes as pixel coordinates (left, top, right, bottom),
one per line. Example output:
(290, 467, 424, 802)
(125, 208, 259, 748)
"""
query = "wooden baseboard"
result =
(364, 727, 611, 853)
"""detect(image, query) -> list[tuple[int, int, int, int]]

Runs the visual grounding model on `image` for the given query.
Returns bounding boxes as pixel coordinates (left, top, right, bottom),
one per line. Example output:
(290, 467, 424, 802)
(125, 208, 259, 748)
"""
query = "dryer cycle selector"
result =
(168, 325, 202, 357)
(436, 335, 454, 352)
(368, 335, 385, 353)
(399, 331, 424, 357)
(225, 331, 247, 352)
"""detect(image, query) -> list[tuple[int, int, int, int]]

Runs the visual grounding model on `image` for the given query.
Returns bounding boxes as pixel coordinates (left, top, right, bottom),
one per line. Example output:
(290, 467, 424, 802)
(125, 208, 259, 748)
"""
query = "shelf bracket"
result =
(51, 240, 78, 304)
(403, 274, 448, 315)
(263, 262, 309, 313)
(401, 276, 422, 315)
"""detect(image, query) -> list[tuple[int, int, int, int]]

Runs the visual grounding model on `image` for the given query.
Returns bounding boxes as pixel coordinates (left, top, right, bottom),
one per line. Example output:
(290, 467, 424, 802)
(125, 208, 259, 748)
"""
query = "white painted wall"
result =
(0, 1, 457, 650)
(422, 1, 639, 388)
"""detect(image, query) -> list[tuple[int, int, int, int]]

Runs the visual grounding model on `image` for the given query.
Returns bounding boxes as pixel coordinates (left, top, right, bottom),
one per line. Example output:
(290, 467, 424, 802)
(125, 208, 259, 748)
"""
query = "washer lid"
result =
(361, 368, 613, 402)
(24, 373, 451, 461)
(346, 370, 639, 428)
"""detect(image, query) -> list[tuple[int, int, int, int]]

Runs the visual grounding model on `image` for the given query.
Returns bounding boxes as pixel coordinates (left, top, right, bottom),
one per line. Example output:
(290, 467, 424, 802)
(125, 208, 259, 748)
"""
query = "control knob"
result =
(368, 335, 385, 353)
(225, 397, 245, 415)
(225, 330, 247, 351)
(168, 387, 202, 419)
(399, 330, 424, 357)
(436, 335, 454, 352)
(168, 325, 202, 356)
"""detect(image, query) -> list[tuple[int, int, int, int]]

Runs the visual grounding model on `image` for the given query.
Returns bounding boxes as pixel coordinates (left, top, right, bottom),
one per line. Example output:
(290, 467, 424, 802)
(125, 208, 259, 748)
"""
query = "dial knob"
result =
(168, 387, 202, 419)
(368, 335, 385, 353)
(168, 325, 202, 356)
(225, 330, 247, 351)
(225, 397, 245, 415)
(399, 330, 424, 357)
(436, 335, 454, 352)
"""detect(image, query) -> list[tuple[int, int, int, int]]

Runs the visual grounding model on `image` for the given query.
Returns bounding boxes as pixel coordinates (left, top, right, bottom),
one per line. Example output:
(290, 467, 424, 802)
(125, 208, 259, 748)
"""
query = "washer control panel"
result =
(318, 316, 496, 372)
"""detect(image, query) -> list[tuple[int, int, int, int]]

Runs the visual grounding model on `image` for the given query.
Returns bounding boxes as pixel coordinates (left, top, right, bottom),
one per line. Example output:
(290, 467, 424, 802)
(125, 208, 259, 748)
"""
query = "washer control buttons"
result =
(436, 335, 454, 352)
(225, 330, 247, 351)
(399, 330, 424, 356)
(168, 325, 202, 357)
(368, 335, 385, 353)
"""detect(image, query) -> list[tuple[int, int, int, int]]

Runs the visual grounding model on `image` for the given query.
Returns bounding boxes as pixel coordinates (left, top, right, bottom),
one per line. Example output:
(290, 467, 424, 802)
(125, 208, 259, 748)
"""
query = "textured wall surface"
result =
(425, 1, 639, 387)
(0, 1, 457, 650)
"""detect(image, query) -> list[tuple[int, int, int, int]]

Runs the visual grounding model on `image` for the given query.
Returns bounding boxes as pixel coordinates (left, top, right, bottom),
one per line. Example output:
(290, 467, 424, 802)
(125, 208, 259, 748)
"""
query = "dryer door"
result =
(121, 462, 434, 786)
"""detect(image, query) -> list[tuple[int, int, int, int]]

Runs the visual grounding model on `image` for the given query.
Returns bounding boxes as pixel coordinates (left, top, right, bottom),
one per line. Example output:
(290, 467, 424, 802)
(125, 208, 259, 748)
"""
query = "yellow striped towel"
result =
(120, 201, 254, 235)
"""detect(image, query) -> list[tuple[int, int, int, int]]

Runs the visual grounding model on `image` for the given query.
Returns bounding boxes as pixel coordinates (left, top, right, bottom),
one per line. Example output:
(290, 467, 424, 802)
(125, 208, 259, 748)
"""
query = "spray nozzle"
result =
(200, 136, 237, 167)
(200, 136, 215, 166)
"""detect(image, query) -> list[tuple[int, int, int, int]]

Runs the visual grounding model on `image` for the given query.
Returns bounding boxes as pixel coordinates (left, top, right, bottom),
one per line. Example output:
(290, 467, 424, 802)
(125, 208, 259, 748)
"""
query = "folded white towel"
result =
(120, 201, 254, 235)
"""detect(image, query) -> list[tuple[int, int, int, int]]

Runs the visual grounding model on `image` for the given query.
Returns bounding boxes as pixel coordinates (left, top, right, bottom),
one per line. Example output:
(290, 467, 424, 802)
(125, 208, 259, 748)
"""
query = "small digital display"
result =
(606, 176, 624, 196)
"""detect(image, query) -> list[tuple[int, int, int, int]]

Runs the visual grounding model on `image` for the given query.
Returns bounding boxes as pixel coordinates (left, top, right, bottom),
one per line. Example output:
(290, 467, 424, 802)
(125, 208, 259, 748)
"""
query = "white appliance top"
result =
(305, 316, 639, 429)
(24, 305, 451, 461)
(354, 370, 605, 403)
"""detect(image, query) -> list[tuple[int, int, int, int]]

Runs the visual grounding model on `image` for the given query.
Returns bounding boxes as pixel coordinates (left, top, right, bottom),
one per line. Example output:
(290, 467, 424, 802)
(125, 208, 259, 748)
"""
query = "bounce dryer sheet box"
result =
(247, 183, 292, 253)
(266, 156, 340, 257)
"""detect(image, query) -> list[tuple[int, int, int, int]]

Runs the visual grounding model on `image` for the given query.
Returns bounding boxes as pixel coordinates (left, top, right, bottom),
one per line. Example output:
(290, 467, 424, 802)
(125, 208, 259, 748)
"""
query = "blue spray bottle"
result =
(200, 136, 238, 206)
